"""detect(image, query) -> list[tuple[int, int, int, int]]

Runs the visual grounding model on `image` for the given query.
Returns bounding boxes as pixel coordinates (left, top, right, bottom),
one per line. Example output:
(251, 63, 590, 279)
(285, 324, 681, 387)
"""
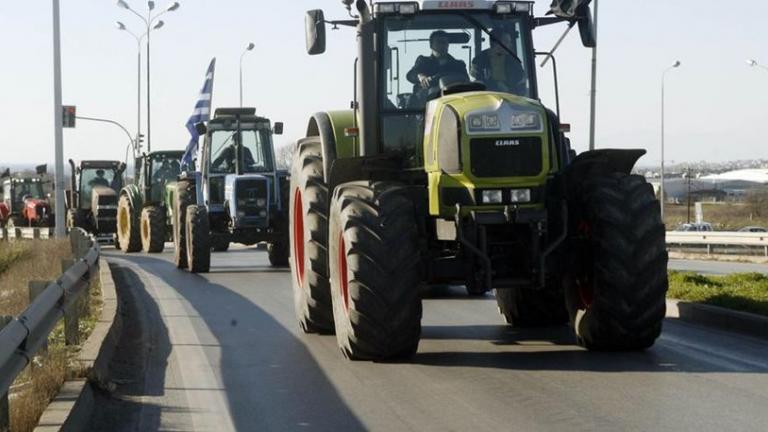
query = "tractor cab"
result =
(198, 108, 285, 234)
(137, 151, 184, 203)
(1, 176, 50, 228)
(67, 160, 126, 235)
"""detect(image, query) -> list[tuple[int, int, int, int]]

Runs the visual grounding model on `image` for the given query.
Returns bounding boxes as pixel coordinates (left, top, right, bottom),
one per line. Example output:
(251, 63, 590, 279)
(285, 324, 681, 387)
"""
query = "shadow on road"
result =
(88, 262, 174, 432)
(118, 253, 365, 431)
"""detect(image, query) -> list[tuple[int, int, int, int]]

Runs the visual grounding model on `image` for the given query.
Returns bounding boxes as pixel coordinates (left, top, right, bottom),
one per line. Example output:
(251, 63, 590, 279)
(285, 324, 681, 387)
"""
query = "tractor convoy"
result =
(288, 0, 668, 360)
(10, 0, 670, 365)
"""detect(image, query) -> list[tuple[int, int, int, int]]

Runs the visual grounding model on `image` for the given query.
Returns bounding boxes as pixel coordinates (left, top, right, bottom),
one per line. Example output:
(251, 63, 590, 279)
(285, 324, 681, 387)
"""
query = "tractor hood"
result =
(431, 92, 547, 138)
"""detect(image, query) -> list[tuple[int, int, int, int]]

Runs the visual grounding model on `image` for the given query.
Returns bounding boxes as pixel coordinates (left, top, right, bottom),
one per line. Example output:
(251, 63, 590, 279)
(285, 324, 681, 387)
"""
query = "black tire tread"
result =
(569, 173, 668, 351)
(173, 180, 194, 269)
(495, 286, 569, 327)
(290, 138, 334, 333)
(186, 205, 211, 273)
(329, 181, 422, 360)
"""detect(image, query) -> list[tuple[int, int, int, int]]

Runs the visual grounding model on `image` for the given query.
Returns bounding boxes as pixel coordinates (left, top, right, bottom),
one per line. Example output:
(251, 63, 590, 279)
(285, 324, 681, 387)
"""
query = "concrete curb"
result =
(666, 299, 768, 340)
(34, 259, 122, 432)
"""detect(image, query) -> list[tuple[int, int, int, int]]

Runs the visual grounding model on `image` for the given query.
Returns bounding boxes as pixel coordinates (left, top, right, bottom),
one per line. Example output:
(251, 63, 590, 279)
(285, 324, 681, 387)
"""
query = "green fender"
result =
(120, 184, 143, 214)
(305, 110, 356, 182)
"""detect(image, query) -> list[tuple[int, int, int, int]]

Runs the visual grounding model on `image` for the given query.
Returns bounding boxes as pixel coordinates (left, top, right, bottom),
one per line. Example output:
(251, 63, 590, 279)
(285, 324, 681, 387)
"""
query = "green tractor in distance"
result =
(66, 160, 126, 239)
(170, 108, 290, 273)
(117, 150, 184, 253)
(291, 0, 668, 360)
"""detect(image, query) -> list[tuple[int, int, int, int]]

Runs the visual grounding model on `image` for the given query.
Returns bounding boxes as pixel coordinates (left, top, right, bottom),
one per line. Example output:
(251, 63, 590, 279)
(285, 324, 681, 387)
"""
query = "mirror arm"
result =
(327, 19, 357, 28)
(534, 16, 569, 27)
(540, 22, 575, 67)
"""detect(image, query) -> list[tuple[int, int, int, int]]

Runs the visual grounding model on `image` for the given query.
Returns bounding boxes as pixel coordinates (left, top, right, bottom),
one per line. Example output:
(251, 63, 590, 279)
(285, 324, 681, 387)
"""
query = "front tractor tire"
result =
(185, 205, 211, 273)
(267, 241, 289, 267)
(495, 286, 568, 328)
(141, 206, 166, 253)
(289, 138, 334, 333)
(173, 180, 195, 269)
(567, 173, 668, 351)
(328, 181, 423, 361)
(118, 195, 141, 253)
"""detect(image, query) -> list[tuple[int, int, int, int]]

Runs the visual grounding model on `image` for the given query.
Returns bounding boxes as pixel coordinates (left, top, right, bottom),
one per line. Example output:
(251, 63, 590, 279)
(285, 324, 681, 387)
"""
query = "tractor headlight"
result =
(259, 210, 267, 217)
(481, 190, 503, 204)
(510, 112, 541, 130)
(256, 198, 267, 207)
(509, 189, 532, 203)
(467, 113, 501, 132)
(237, 199, 246, 207)
(237, 211, 246, 218)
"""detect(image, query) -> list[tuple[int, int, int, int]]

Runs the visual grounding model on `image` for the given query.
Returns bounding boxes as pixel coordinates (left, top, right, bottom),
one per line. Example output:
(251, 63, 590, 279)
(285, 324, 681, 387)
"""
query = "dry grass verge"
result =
(669, 271, 768, 317)
(0, 239, 102, 432)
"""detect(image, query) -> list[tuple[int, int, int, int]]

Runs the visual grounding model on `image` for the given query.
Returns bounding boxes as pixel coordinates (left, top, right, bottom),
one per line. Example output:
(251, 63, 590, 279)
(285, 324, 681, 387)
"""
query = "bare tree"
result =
(276, 144, 296, 171)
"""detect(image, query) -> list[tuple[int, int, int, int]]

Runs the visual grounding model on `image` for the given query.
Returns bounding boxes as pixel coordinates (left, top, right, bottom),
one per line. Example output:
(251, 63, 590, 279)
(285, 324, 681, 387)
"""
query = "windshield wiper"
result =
(458, 12, 520, 60)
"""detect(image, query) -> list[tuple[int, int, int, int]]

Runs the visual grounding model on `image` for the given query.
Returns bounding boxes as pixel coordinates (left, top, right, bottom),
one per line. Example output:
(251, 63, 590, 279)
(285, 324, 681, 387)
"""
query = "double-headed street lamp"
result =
(660, 60, 681, 220)
(240, 42, 255, 108)
(116, 0, 180, 153)
(747, 59, 768, 72)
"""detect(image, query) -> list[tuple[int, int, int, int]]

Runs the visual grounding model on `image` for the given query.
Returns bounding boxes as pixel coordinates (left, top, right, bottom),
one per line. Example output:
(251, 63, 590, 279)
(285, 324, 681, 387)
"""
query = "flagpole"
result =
(588, 0, 598, 151)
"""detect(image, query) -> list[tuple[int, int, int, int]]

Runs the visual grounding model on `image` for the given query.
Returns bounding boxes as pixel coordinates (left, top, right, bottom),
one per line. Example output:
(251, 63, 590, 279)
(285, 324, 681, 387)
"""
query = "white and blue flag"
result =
(182, 58, 216, 167)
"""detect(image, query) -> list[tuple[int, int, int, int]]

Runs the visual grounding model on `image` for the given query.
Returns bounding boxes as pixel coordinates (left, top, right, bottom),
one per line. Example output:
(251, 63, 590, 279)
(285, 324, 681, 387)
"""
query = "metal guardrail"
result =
(666, 231, 768, 256)
(0, 227, 54, 241)
(0, 228, 99, 428)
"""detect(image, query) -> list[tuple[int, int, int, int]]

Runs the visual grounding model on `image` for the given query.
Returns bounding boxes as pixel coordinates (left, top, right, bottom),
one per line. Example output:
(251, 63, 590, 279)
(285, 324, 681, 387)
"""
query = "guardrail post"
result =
(60, 259, 81, 346)
(12, 228, 20, 241)
(1, 228, 7, 242)
(1, 316, 11, 432)
(33, 228, 41, 240)
(28, 281, 51, 353)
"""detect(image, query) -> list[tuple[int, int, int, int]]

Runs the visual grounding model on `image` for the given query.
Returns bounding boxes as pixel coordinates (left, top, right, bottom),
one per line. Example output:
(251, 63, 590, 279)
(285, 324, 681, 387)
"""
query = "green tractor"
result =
(170, 108, 290, 273)
(291, 0, 668, 360)
(66, 160, 126, 239)
(117, 151, 184, 253)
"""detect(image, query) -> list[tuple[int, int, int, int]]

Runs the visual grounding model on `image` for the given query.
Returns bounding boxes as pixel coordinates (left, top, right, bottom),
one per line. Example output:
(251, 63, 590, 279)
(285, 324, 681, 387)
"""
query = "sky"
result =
(1, 0, 767, 168)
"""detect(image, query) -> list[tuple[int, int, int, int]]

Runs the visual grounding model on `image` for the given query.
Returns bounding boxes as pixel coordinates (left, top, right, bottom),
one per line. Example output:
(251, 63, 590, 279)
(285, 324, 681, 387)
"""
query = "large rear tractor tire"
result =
(117, 195, 141, 253)
(173, 180, 195, 269)
(328, 181, 423, 361)
(566, 173, 668, 351)
(495, 286, 568, 327)
(141, 206, 166, 253)
(289, 138, 334, 333)
(185, 205, 211, 273)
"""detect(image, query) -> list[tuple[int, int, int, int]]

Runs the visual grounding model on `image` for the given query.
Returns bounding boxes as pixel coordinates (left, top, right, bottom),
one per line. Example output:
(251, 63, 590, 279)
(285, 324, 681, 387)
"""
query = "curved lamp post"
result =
(660, 60, 681, 220)
(240, 42, 255, 107)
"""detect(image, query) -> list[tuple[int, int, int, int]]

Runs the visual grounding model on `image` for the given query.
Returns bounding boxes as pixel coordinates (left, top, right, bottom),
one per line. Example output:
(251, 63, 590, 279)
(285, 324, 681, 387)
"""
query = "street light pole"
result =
(240, 42, 255, 108)
(588, 0, 598, 151)
(660, 60, 681, 220)
(117, 1, 180, 153)
(116, 22, 144, 156)
(52, 0, 66, 237)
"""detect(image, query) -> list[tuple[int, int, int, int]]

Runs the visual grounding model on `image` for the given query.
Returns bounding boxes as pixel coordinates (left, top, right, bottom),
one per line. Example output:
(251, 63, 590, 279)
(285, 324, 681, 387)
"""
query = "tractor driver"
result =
(470, 29, 527, 95)
(212, 143, 256, 173)
(88, 170, 110, 189)
(406, 31, 469, 98)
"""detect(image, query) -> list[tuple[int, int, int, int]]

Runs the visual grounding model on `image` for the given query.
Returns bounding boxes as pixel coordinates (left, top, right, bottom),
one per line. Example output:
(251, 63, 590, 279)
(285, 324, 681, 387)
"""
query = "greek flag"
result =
(182, 58, 216, 167)
(548, 0, 592, 18)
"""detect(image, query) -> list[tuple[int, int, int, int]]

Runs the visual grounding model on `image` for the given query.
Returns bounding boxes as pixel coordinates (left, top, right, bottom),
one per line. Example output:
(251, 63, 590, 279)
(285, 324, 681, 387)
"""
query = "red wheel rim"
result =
(293, 188, 305, 287)
(338, 232, 350, 313)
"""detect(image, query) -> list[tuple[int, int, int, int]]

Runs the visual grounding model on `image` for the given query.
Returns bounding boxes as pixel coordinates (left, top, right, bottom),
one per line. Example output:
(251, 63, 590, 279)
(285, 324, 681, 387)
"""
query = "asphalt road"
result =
(89, 248, 768, 432)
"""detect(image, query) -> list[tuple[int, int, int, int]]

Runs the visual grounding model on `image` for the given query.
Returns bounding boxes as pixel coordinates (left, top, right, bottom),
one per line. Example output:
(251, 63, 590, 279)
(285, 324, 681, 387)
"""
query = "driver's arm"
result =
(406, 56, 429, 84)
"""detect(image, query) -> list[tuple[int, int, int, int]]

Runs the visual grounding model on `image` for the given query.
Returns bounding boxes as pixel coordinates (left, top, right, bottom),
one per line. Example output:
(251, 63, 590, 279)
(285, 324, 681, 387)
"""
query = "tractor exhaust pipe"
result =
(355, 0, 378, 157)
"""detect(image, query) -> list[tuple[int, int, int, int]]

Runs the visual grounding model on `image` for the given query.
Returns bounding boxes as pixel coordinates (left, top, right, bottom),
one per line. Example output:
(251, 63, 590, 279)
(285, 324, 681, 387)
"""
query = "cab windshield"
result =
(148, 155, 182, 202)
(381, 13, 533, 112)
(209, 126, 274, 175)
(12, 180, 44, 203)
(80, 168, 121, 209)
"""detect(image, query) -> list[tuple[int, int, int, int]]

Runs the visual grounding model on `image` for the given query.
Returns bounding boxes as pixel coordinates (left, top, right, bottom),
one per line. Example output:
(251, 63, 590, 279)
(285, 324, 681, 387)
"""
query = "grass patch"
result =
(0, 239, 103, 432)
(668, 271, 768, 317)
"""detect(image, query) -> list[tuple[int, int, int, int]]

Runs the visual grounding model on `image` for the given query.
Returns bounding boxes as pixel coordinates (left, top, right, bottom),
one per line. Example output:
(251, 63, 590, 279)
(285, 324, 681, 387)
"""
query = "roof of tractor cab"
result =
(210, 108, 272, 126)
(148, 150, 185, 157)
(80, 160, 123, 169)
(379, 1, 534, 12)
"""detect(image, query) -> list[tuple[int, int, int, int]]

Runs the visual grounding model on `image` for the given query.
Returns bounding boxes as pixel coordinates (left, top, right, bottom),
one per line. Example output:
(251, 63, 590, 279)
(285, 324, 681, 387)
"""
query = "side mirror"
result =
(305, 10, 326, 55)
(195, 122, 208, 136)
(273, 122, 284, 136)
(576, 5, 596, 48)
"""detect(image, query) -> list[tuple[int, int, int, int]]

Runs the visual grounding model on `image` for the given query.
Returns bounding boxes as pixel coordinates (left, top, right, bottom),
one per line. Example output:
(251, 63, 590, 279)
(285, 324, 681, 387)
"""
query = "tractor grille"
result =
(236, 179, 268, 217)
(469, 137, 543, 178)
